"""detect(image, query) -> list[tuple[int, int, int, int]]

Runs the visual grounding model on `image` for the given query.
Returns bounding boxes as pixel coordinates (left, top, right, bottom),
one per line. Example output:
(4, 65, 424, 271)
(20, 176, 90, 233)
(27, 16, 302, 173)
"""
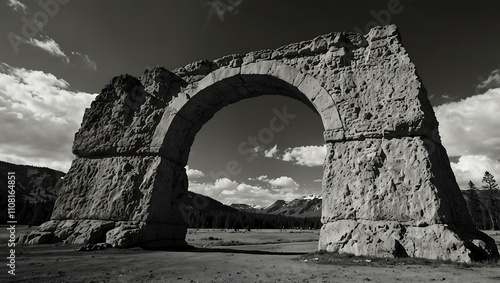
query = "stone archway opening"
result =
(22, 25, 499, 263)
(158, 73, 335, 168)
(182, 92, 326, 235)
(145, 71, 337, 247)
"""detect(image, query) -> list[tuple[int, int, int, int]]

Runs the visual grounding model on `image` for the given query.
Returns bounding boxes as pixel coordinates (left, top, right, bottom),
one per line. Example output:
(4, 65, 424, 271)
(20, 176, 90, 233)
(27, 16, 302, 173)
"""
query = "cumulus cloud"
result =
(0, 63, 96, 171)
(435, 77, 500, 188)
(7, 0, 28, 13)
(259, 144, 327, 167)
(282, 145, 327, 167)
(268, 176, 299, 189)
(477, 69, 500, 94)
(450, 155, 500, 190)
(434, 89, 500, 159)
(188, 177, 304, 208)
(247, 175, 299, 194)
(185, 166, 205, 180)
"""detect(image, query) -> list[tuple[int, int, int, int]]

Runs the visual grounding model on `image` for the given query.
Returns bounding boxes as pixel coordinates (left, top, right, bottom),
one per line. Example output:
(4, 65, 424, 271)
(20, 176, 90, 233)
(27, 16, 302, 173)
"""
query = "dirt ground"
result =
(1, 227, 499, 283)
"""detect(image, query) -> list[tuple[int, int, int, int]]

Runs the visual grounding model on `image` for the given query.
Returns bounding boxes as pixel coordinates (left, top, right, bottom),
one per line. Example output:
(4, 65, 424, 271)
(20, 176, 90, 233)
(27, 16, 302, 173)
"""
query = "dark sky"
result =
(1, 0, 500, 206)
(1, 0, 499, 100)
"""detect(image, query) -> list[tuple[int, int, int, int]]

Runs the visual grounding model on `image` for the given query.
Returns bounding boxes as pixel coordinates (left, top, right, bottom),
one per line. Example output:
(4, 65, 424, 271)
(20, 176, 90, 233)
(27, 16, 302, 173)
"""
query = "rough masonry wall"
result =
(18, 25, 499, 262)
(319, 137, 497, 261)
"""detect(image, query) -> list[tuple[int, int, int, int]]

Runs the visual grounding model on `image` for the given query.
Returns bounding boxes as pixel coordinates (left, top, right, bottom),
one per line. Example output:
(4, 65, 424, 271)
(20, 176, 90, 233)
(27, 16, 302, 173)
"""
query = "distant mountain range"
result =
(0, 161, 65, 224)
(0, 161, 65, 203)
(230, 194, 322, 218)
(183, 192, 322, 218)
(183, 191, 237, 213)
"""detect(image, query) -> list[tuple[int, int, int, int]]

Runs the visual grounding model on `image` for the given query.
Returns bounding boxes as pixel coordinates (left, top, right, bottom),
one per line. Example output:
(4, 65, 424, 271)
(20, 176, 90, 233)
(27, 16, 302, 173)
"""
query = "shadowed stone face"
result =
(19, 25, 499, 262)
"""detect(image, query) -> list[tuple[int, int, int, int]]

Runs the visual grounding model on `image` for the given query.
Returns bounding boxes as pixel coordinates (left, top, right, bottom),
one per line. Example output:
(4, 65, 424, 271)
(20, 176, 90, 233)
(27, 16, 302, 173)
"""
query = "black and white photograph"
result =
(1, 0, 500, 282)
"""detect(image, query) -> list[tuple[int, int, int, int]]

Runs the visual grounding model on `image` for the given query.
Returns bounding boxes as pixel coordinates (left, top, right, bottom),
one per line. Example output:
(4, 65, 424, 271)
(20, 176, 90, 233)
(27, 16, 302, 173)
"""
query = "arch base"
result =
(17, 219, 187, 248)
(319, 220, 498, 263)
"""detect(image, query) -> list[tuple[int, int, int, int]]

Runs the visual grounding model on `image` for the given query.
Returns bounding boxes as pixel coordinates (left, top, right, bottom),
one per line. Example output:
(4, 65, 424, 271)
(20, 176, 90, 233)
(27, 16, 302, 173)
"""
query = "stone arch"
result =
(151, 62, 342, 166)
(21, 25, 499, 263)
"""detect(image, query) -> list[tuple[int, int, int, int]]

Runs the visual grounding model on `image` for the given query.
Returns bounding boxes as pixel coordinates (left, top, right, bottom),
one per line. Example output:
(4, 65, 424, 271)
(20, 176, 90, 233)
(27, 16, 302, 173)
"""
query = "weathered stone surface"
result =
(72, 69, 185, 157)
(17, 231, 59, 245)
(319, 220, 498, 262)
(19, 155, 188, 247)
(321, 137, 473, 226)
(21, 25, 498, 262)
(105, 221, 187, 248)
(319, 136, 499, 262)
(52, 155, 187, 224)
(19, 219, 187, 248)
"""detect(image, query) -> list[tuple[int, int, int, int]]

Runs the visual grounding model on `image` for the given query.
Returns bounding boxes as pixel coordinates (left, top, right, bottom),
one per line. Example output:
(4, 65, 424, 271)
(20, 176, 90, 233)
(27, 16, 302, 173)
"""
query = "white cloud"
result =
(264, 144, 278, 158)
(248, 175, 269, 182)
(282, 145, 327, 167)
(7, 0, 28, 13)
(434, 89, 500, 159)
(450, 155, 500, 190)
(256, 144, 327, 167)
(6, 2, 97, 70)
(188, 176, 303, 208)
(268, 176, 299, 189)
(0, 63, 96, 171)
(187, 178, 238, 199)
(248, 175, 299, 194)
(477, 69, 500, 94)
(257, 175, 268, 181)
(22, 36, 97, 69)
(435, 81, 500, 188)
(221, 189, 236, 195)
(28, 36, 69, 63)
(185, 166, 205, 180)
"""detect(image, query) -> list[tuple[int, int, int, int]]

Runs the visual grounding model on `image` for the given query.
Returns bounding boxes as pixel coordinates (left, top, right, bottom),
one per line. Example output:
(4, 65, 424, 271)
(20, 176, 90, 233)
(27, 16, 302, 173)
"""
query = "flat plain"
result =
(1, 227, 499, 282)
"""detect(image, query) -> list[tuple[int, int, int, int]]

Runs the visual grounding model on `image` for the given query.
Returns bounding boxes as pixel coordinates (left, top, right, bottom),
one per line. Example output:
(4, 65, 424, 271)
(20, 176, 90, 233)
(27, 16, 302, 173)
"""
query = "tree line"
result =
(463, 171, 500, 230)
(0, 198, 53, 226)
(182, 207, 322, 230)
